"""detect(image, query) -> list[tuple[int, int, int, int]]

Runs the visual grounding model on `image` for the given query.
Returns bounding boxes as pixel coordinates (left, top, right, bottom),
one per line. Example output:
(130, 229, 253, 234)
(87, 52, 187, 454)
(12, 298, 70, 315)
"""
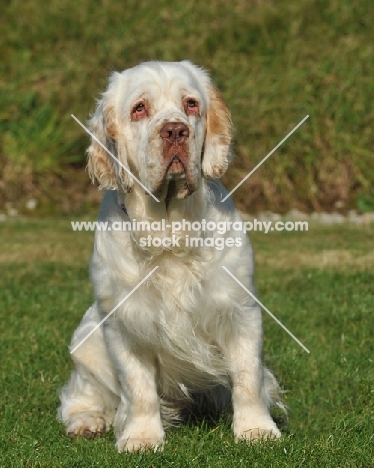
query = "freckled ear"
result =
(202, 85, 234, 179)
(86, 96, 134, 192)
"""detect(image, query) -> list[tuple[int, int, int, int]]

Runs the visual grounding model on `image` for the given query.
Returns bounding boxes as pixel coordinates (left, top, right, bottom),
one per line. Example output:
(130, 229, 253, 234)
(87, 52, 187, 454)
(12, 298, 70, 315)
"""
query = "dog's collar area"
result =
(120, 198, 171, 215)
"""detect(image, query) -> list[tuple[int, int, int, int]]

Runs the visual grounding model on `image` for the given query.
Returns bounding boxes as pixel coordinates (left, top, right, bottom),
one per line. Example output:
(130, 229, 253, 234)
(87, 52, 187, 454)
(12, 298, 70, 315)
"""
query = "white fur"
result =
(59, 61, 284, 452)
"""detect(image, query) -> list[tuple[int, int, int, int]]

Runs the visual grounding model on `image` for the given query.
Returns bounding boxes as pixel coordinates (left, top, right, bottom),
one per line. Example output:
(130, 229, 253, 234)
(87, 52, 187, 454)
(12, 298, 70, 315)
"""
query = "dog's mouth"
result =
(166, 155, 185, 177)
(163, 155, 188, 201)
(150, 144, 200, 201)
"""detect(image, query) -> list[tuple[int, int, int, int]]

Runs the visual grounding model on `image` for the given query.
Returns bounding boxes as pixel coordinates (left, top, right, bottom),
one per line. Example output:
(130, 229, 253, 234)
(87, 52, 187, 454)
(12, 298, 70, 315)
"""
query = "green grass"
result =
(1, 219, 373, 467)
(1, 0, 374, 214)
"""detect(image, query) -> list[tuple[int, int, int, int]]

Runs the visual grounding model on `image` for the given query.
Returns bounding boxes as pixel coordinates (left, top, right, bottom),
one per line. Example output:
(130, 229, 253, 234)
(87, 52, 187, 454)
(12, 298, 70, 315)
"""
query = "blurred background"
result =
(2, 0, 373, 216)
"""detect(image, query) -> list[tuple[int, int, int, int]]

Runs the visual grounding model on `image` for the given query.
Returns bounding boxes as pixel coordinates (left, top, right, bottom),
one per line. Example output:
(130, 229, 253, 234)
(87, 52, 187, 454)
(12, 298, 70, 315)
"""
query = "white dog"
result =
(59, 61, 284, 452)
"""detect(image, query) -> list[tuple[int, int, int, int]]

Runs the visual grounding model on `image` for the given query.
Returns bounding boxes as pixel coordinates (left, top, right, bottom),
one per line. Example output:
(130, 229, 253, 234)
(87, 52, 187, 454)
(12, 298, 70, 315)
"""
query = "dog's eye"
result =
(184, 99, 199, 116)
(132, 102, 147, 120)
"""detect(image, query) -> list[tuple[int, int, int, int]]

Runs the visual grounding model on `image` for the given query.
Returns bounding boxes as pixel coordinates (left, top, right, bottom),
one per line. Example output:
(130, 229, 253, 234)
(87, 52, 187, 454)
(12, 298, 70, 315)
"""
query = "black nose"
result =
(160, 122, 189, 144)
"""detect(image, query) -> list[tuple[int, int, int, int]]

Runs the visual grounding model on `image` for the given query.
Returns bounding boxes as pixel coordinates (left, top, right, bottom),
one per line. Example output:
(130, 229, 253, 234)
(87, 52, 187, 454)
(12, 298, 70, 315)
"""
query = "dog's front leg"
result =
(104, 323, 164, 452)
(226, 307, 281, 442)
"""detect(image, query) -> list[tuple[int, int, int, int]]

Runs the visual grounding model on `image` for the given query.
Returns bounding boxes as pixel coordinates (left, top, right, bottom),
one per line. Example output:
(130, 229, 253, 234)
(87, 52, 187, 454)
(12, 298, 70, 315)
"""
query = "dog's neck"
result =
(118, 179, 208, 225)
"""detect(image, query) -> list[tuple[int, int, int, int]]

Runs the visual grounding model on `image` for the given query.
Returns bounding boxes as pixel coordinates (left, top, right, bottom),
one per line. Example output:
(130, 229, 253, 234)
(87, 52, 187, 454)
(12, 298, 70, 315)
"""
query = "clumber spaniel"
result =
(59, 61, 284, 452)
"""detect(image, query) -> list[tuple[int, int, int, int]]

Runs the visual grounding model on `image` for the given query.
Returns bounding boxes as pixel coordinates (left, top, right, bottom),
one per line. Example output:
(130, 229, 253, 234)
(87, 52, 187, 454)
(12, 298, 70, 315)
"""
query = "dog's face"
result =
(87, 61, 233, 200)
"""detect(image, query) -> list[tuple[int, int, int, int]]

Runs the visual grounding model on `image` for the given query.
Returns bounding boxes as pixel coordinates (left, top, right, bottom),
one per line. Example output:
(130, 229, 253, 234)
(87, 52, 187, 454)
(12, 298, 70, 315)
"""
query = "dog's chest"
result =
(122, 256, 231, 349)
(146, 258, 213, 330)
(141, 262, 231, 387)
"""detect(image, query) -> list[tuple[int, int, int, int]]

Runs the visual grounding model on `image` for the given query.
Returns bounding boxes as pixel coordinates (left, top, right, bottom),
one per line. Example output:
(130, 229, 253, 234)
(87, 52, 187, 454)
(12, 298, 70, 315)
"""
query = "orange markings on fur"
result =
(207, 86, 233, 147)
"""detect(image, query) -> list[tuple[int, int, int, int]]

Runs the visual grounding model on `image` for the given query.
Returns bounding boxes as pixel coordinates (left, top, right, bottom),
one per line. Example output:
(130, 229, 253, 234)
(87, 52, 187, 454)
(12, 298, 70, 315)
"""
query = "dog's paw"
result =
(116, 420, 165, 453)
(234, 419, 281, 443)
(235, 427, 281, 442)
(66, 412, 109, 439)
(116, 435, 164, 453)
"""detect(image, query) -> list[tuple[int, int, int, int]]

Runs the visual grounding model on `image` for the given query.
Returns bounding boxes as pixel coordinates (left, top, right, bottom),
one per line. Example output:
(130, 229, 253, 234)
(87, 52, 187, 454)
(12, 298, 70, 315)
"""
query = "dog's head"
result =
(87, 61, 233, 201)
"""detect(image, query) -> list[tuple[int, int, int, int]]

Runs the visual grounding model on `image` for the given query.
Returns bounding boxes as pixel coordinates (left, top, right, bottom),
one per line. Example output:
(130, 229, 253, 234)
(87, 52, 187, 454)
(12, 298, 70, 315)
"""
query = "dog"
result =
(58, 60, 284, 452)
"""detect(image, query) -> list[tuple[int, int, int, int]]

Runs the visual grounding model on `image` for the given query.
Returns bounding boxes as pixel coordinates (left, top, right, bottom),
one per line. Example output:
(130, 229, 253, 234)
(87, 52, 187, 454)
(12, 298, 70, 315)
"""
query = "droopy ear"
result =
(86, 93, 134, 192)
(202, 86, 234, 178)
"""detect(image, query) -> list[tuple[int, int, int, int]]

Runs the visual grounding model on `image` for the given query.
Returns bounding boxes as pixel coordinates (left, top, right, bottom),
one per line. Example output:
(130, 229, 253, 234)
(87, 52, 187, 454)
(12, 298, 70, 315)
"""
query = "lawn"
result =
(1, 219, 373, 467)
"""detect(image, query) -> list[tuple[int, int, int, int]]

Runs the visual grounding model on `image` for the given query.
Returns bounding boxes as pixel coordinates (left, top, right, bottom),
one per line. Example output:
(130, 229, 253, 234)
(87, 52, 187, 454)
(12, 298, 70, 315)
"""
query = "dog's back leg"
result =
(58, 304, 120, 438)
